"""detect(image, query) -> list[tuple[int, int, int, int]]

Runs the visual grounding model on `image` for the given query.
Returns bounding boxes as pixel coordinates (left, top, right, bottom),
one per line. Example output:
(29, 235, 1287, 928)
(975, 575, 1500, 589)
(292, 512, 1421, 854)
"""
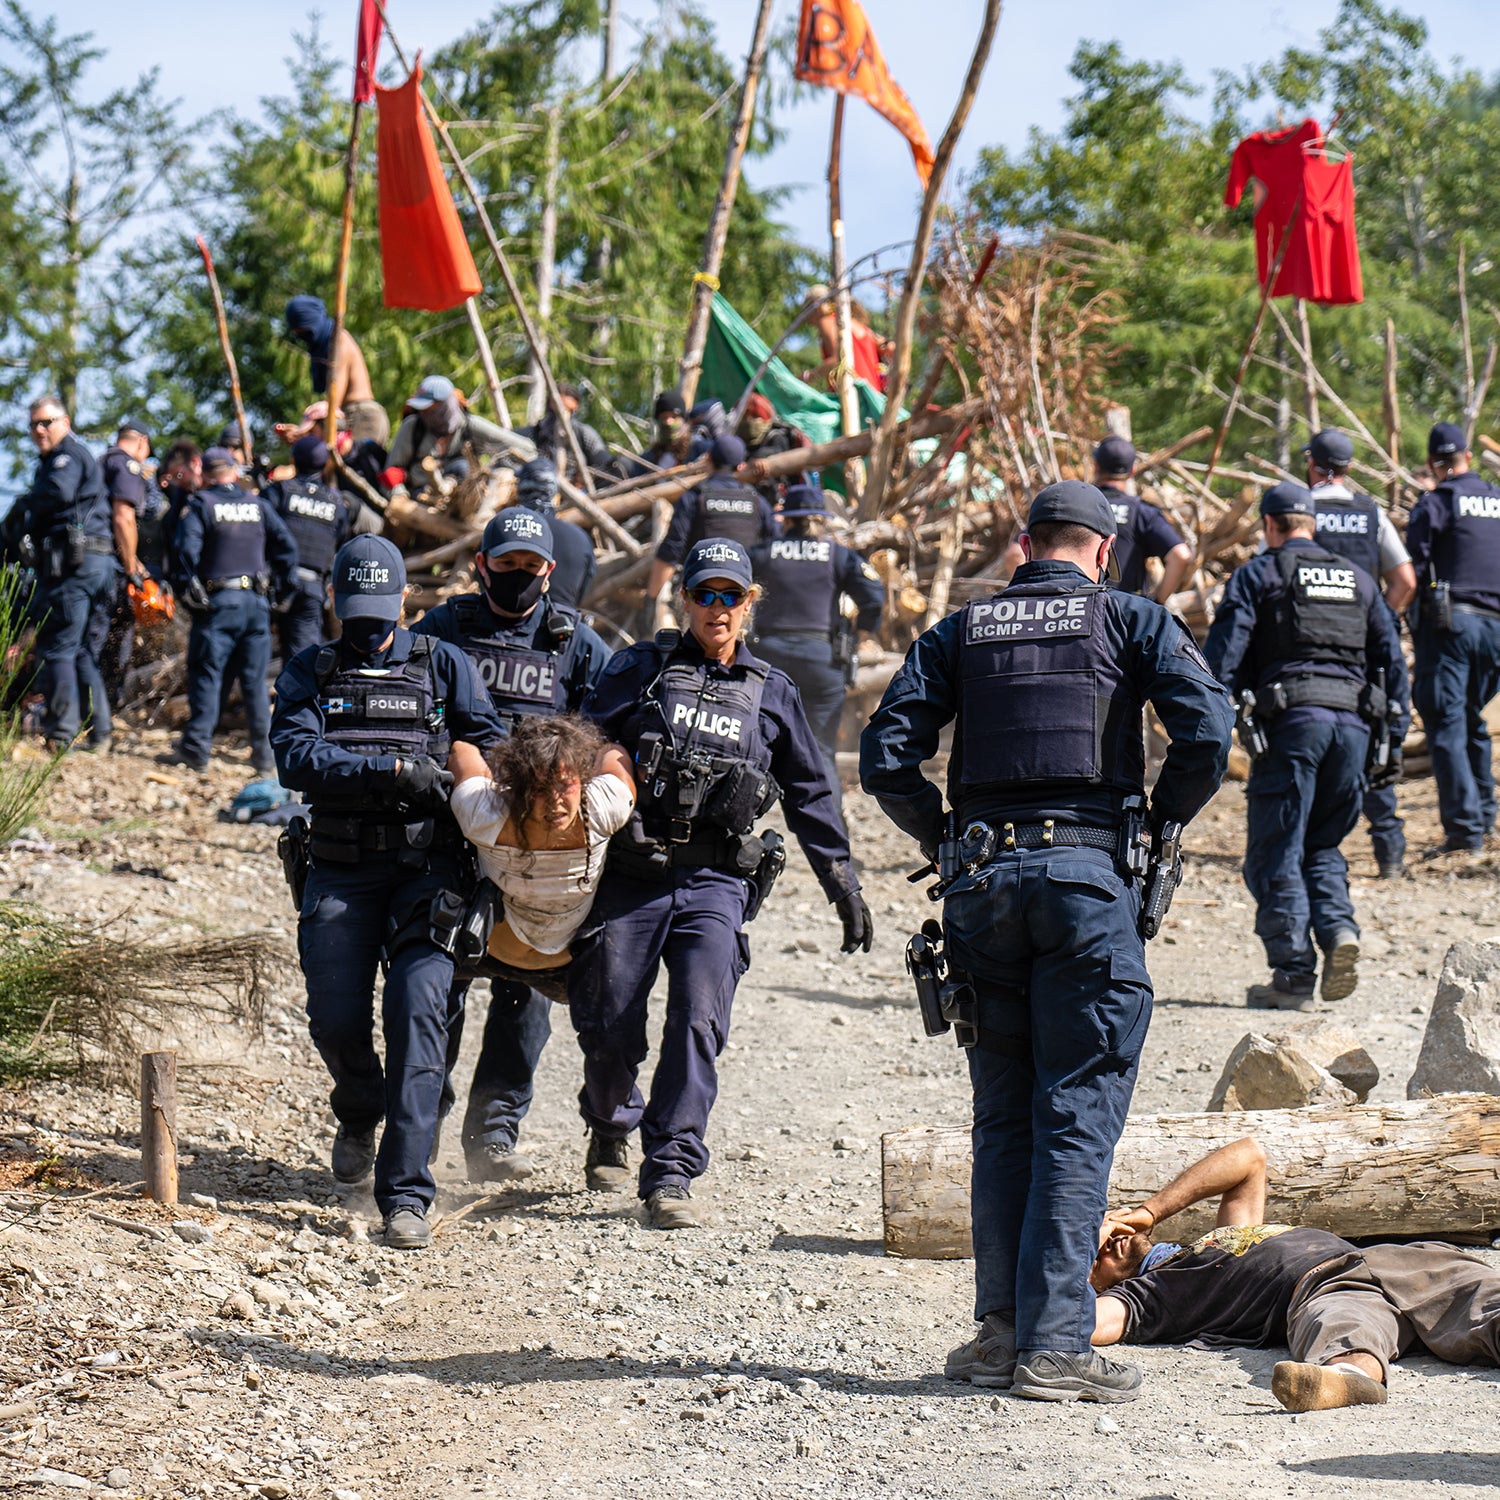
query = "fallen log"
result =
(881, 1094, 1500, 1259)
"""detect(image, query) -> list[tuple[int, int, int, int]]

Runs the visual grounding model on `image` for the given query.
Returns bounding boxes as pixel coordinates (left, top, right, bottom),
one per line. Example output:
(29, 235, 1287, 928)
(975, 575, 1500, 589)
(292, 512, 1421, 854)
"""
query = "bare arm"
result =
(1091, 1296, 1128, 1347)
(1382, 560, 1417, 614)
(1156, 542, 1194, 602)
(112, 500, 140, 578)
(448, 740, 490, 783)
(647, 558, 675, 600)
(593, 743, 636, 798)
(1144, 1137, 1267, 1230)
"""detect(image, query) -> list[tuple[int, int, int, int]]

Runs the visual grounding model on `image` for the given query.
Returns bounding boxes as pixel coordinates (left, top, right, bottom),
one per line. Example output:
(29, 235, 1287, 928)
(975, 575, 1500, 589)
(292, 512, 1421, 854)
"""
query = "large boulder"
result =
(1262, 1018, 1379, 1101)
(1408, 942, 1500, 1099)
(1208, 1033, 1357, 1112)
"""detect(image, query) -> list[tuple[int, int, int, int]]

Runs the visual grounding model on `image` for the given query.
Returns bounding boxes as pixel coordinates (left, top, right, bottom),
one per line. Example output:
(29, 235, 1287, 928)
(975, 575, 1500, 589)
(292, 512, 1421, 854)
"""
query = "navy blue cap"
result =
(201, 446, 237, 471)
(1260, 481, 1315, 517)
(710, 433, 746, 470)
(1092, 435, 1136, 475)
(1428, 422, 1467, 459)
(482, 506, 554, 563)
(1027, 480, 1117, 538)
(1305, 429, 1354, 468)
(332, 535, 405, 621)
(682, 537, 753, 591)
(780, 483, 829, 517)
(119, 418, 152, 451)
(291, 434, 328, 473)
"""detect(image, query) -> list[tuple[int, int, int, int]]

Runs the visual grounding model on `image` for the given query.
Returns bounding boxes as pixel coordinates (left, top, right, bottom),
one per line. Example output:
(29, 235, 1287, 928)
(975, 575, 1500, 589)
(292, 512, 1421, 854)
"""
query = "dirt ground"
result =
(1, 728, 1498, 1499)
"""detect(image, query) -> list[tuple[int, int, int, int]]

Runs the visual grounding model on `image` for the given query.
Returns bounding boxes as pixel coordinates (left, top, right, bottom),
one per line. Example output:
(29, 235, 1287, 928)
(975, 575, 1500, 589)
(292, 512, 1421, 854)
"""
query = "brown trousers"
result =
(1286, 1243, 1500, 1381)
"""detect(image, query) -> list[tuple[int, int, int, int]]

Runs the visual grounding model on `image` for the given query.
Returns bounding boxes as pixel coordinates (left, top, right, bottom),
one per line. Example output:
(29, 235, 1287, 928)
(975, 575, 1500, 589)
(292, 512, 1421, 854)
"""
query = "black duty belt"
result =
(1453, 601, 1500, 623)
(295, 566, 327, 585)
(82, 536, 115, 556)
(994, 821, 1118, 852)
(207, 575, 258, 593)
(666, 838, 736, 868)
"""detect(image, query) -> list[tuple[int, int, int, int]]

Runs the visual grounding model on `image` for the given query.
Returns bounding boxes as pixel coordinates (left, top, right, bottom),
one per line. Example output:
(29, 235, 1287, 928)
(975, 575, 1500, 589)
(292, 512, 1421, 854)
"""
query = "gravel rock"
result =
(1207, 1033, 1356, 1111)
(171, 1220, 214, 1244)
(105, 1468, 132, 1490)
(1261, 1018, 1380, 1100)
(1408, 941, 1500, 1097)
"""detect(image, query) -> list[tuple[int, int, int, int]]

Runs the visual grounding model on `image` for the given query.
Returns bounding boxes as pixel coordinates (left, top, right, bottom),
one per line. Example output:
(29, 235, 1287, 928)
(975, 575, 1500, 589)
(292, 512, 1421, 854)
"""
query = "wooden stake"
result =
(678, 0, 776, 406)
(1295, 296, 1320, 432)
(141, 1050, 178, 1206)
(464, 299, 511, 426)
(326, 98, 365, 450)
(1383, 317, 1402, 505)
(194, 238, 253, 468)
(1459, 241, 1475, 420)
(527, 105, 562, 424)
(1467, 339, 1496, 448)
(827, 95, 865, 498)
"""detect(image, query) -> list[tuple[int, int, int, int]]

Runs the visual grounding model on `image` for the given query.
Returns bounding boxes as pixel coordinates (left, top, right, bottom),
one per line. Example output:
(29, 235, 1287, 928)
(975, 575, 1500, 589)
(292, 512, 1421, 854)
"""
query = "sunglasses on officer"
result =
(29, 416, 62, 430)
(687, 587, 748, 608)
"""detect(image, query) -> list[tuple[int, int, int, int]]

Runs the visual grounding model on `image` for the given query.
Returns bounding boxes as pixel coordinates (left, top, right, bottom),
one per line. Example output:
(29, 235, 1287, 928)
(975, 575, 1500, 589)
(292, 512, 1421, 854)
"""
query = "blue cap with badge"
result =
(332, 535, 406, 621)
(1260, 481, 1315, 517)
(1305, 429, 1354, 468)
(683, 537, 753, 591)
(1428, 421, 1467, 459)
(482, 506, 554, 563)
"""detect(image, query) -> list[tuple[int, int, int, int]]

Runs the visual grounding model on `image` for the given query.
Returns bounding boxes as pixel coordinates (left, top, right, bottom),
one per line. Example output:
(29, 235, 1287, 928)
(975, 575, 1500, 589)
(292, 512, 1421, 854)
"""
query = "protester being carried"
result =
(448, 716, 635, 991)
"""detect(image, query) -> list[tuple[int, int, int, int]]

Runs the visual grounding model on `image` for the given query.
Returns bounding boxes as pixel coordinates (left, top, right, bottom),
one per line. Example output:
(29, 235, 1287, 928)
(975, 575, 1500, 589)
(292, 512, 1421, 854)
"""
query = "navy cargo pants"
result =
(943, 844, 1152, 1355)
(453, 979, 552, 1154)
(37, 550, 117, 746)
(1242, 720, 1365, 983)
(1412, 613, 1500, 849)
(298, 848, 464, 1218)
(182, 589, 272, 769)
(278, 571, 330, 662)
(567, 864, 750, 1198)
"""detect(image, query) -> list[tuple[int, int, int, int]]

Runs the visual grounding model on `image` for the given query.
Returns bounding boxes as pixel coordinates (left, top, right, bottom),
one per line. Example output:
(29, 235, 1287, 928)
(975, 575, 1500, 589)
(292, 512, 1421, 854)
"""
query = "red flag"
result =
(794, 0, 934, 186)
(375, 67, 482, 311)
(354, 0, 382, 105)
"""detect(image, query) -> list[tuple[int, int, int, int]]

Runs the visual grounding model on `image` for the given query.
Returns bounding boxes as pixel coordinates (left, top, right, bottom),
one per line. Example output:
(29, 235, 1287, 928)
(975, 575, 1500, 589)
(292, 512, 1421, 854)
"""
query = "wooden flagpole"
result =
(194, 237, 252, 468)
(828, 94, 865, 499)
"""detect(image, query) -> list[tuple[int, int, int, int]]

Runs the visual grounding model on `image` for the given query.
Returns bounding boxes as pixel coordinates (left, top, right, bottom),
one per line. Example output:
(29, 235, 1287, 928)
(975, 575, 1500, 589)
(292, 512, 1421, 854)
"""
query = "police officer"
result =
(861, 481, 1232, 1403)
(1091, 437, 1192, 600)
(512, 458, 597, 609)
(271, 537, 506, 1250)
(1303, 428, 1417, 877)
(750, 483, 883, 782)
(23, 396, 117, 752)
(170, 447, 297, 772)
(262, 434, 353, 659)
(1406, 422, 1500, 854)
(98, 418, 155, 709)
(410, 508, 611, 1183)
(1205, 482, 1405, 1009)
(646, 435, 779, 603)
(576, 537, 873, 1229)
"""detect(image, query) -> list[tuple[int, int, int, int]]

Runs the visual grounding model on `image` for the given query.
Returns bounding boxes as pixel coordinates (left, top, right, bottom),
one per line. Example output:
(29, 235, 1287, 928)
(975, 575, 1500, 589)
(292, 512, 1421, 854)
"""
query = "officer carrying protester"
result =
(1405, 422, 1500, 855)
(261, 434, 354, 659)
(575, 536, 873, 1229)
(169, 447, 297, 773)
(1090, 436, 1193, 600)
(511, 458, 597, 609)
(750, 483, 883, 782)
(271, 536, 507, 1250)
(1205, 482, 1405, 1010)
(861, 480, 1233, 1404)
(410, 507, 611, 1184)
(23, 395, 118, 753)
(1303, 428, 1416, 877)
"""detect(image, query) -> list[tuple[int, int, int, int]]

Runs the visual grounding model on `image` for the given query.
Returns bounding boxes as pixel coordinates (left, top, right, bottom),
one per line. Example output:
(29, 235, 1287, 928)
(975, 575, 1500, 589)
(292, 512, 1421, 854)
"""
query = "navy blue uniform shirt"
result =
(1405, 471, 1500, 615)
(1204, 537, 1405, 730)
(28, 433, 111, 540)
(582, 633, 859, 902)
(750, 537, 885, 635)
(655, 483, 781, 565)
(535, 509, 598, 609)
(271, 630, 506, 801)
(861, 559, 1233, 855)
(172, 486, 299, 597)
(101, 446, 150, 514)
(1099, 485, 1186, 596)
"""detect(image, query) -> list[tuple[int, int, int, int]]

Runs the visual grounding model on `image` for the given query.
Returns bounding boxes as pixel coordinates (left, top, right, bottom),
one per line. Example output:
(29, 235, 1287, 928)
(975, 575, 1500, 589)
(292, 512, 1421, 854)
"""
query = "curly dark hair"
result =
(485, 713, 605, 847)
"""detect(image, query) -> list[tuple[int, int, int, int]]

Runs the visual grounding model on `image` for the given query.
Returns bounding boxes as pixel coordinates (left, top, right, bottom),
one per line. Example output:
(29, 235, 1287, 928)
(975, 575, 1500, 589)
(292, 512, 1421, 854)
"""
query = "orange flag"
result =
(794, 0, 934, 186)
(375, 67, 482, 312)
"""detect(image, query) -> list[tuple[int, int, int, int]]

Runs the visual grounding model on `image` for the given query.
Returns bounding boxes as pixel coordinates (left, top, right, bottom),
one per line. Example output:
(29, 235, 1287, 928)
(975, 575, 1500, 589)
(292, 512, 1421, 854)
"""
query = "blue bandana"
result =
(1140, 1242, 1182, 1273)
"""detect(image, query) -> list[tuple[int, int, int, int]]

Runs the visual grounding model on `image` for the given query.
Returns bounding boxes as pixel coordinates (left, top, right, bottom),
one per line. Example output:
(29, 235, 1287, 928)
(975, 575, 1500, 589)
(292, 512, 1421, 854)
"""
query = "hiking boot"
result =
(331, 1125, 378, 1184)
(1320, 931, 1360, 1001)
(1247, 972, 1316, 1011)
(1272, 1360, 1385, 1412)
(1011, 1350, 1142, 1403)
(384, 1208, 431, 1251)
(1423, 837, 1484, 859)
(466, 1141, 536, 1184)
(644, 1185, 701, 1230)
(943, 1311, 1017, 1388)
(1376, 861, 1406, 880)
(585, 1132, 631, 1191)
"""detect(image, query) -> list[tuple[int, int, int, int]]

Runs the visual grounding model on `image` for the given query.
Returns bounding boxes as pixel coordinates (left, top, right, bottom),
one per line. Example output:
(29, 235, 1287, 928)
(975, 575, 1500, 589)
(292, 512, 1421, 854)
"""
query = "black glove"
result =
(393, 757, 454, 807)
(127, 570, 146, 590)
(1369, 747, 1402, 792)
(835, 892, 874, 954)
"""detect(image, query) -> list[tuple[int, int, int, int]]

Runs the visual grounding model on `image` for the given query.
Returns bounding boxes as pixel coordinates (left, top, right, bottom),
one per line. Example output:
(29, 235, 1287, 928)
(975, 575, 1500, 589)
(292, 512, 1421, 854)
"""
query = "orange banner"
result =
(795, 0, 934, 186)
(375, 67, 482, 312)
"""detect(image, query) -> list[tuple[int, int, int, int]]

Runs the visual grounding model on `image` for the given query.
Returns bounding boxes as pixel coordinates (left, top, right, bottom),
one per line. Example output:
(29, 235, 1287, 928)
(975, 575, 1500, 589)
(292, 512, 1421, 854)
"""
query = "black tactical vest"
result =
(449, 595, 583, 723)
(1312, 489, 1382, 582)
(1428, 472, 1500, 606)
(689, 478, 763, 549)
(1249, 543, 1368, 683)
(269, 477, 343, 576)
(1098, 485, 1145, 593)
(953, 580, 1144, 800)
(755, 536, 836, 635)
(196, 485, 268, 582)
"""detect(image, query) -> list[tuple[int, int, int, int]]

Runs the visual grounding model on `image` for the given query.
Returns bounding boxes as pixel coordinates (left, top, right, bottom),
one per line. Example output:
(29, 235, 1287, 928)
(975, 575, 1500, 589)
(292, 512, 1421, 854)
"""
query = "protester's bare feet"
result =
(1272, 1359, 1386, 1411)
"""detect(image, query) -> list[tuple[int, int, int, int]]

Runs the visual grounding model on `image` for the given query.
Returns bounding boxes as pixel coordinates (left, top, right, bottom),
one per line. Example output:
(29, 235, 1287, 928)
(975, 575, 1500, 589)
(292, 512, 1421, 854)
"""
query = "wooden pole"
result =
(1467, 339, 1496, 448)
(678, 0, 776, 406)
(1294, 296, 1320, 432)
(372, 3, 600, 496)
(1458, 241, 1475, 422)
(140, 1050, 178, 1206)
(464, 299, 511, 426)
(861, 0, 1005, 520)
(526, 105, 562, 424)
(827, 94, 865, 498)
(326, 98, 365, 450)
(194, 237, 253, 468)
(1383, 317, 1402, 505)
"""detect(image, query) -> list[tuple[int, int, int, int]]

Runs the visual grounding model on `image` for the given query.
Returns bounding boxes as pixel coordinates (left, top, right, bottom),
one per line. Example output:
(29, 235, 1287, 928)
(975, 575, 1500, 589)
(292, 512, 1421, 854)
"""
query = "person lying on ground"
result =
(447, 716, 635, 987)
(1084, 1137, 1500, 1411)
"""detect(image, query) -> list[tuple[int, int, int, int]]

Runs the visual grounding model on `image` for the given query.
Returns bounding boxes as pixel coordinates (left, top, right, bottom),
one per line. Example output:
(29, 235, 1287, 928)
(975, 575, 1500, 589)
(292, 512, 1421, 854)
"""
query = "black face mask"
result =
(484, 567, 548, 615)
(340, 616, 394, 656)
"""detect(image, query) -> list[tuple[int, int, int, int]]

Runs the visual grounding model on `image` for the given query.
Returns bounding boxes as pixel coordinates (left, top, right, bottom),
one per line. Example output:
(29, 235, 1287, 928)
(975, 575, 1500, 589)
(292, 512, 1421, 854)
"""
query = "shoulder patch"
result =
(1171, 616, 1212, 673)
(51, 454, 70, 469)
(126, 458, 142, 475)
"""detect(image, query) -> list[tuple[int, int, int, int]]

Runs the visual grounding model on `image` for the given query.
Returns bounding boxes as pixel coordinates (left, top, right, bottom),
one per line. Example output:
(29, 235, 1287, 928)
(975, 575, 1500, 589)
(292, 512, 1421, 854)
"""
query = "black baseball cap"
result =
(200, 445, 237, 472)
(655, 389, 687, 418)
(1261, 481, 1315, 517)
(291, 434, 328, 473)
(332, 535, 406, 621)
(1305, 429, 1354, 468)
(682, 537, 752, 591)
(1027, 480, 1117, 538)
(1092, 436, 1136, 475)
(780, 483, 829, 517)
(119, 418, 152, 453)
(710, 433, 747, 470)
(1428, 422, 1467, 459)
(482, 506, 554, 563)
